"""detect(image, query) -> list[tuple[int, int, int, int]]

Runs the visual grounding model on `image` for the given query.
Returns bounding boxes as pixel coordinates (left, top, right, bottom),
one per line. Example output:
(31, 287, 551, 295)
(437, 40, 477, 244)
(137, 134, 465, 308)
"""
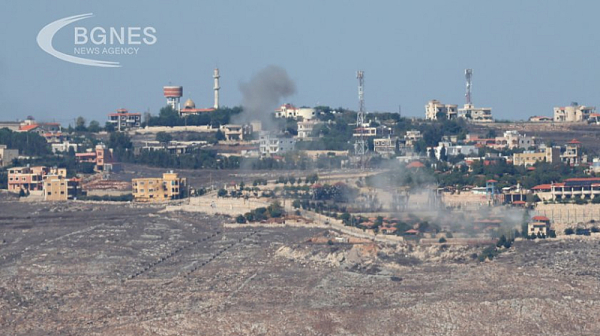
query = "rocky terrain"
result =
(1, 201, 600, 335)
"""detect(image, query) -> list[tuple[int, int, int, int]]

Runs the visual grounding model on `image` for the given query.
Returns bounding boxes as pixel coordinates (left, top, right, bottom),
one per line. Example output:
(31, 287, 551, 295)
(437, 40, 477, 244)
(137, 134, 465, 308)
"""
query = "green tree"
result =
(156, 132, 173, 143)
(292, 199, 301, 209)
(267, 202, 284, 218)
(104, 122, 115, 132)
(215, 130, 226, 141)
(217, 189, 227, 197)
(236, 215, 247, 224)
(439, 145, 447, 161)
(75, 116, 87, 132)
(88, 120, 101, 133)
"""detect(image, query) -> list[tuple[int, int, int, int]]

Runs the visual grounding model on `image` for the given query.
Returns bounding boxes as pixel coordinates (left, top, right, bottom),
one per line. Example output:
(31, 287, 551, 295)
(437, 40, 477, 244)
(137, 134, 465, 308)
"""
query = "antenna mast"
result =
(354, 70, 367, 169)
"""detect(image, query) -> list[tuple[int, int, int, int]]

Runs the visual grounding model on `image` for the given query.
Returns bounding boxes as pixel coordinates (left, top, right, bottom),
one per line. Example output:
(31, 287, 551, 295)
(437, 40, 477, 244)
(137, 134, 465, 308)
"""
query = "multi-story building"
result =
(429, 142, 477, 160)
(107, 108, 141, 130)
(501, 130, 536, 149)
(561, 139, 582, 165)
(7, 166, 65, 192)
(425, 100, 458, 120)
(259, 132, 296, 156)
(528, 220, 550, 237)
(373, 137, 398, 157)
(353, 124, 392, 138)
(274, 104, 316, 121)
(532, 177, 600, 201)
(458, 104, 493, 122)
(219, 124, 245, 141)
(404, 130, 422, 146)
(297, 121, 319, 139)
(74, 144, 117, 172)
(51, 141, 78, 153)
(43, 174, 80, 201)
(132, 172, 187, 202)
(0, 145, 18, 168)
(554, 103, 595, 122)
(512, 147, 561, 166)
(18, 118, 63, 143)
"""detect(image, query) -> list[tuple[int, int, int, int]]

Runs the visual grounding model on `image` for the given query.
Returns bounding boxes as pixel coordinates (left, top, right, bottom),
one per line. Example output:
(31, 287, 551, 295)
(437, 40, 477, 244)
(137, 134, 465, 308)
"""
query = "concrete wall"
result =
(534, 203, 600, 226)
(131, 125, 216, 134)
(86, 189, 132, 197)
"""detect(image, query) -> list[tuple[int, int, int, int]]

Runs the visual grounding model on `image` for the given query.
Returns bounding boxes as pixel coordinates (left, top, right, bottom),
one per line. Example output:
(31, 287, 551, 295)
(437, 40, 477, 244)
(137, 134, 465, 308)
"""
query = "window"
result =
(47, 192, 52, 195)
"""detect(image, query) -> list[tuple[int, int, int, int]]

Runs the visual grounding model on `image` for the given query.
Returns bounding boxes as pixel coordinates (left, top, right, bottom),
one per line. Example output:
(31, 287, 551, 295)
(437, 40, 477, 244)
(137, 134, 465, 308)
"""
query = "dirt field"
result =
(1, 201, 600, 335)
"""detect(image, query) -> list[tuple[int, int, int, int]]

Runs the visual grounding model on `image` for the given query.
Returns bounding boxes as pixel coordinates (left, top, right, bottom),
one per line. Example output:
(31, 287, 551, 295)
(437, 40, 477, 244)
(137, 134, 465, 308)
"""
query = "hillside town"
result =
(5, 2, 600, 334)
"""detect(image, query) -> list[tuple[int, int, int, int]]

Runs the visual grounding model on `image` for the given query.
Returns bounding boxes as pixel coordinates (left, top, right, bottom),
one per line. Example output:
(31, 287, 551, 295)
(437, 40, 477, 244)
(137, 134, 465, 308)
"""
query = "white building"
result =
(374, 137, 398, 157)
(500, 130, 536, 149)
(219, 124, 246, 141)
(458, 103, 493, 122)
(429, 142, 477, 160)
(259, 132, 296, 156)
(297, 121, 319, 139)
(107, 108, 141, 130)
(51, 141, 79, 154)
(425, 100, 458, 120)
(554, 103, 595, 122)
(404, 130, 422, 146)
(275, 104, 316, 121)
(141, 141, 206, 155)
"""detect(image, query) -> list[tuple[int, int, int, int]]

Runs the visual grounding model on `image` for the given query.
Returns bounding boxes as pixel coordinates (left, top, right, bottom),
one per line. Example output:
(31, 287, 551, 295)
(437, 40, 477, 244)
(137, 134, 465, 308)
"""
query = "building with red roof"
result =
(17, 117, 62, 143)
(561, 139, 583, 166)
(532, 178, 600, 201)
(406, 161, 425, 169)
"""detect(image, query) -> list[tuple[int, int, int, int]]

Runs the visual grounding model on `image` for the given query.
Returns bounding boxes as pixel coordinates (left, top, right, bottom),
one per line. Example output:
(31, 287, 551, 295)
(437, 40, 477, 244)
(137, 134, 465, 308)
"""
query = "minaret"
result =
(213, 68, 220, 109)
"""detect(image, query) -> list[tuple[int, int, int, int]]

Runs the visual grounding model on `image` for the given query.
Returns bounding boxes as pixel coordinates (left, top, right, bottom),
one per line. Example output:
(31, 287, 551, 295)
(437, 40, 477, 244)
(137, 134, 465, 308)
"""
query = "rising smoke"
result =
(236, 65, 296, 130)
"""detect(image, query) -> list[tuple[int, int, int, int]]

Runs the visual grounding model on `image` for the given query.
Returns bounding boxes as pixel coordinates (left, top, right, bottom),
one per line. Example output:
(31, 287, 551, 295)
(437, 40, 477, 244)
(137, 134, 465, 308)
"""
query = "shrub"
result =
(564, 228, 575, 235)
(217, 189, 227, 197)
(235, 215, 247, 224)
(438, 237, 447, 243)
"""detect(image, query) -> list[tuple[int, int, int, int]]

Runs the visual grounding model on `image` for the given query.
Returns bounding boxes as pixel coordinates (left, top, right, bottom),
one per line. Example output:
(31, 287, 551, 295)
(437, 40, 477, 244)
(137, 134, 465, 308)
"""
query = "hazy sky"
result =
(1, 0, 599, 125)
